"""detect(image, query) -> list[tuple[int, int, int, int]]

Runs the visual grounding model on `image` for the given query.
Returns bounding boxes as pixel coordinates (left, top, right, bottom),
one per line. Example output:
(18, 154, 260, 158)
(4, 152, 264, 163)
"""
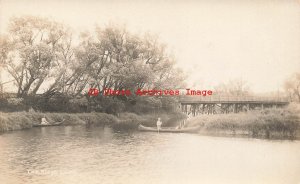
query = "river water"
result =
(0, 126, 299, 184)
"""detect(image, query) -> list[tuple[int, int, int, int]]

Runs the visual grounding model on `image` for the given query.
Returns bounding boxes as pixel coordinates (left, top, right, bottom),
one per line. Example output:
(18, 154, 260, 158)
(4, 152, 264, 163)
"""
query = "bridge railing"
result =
(179, 95, 289, 103)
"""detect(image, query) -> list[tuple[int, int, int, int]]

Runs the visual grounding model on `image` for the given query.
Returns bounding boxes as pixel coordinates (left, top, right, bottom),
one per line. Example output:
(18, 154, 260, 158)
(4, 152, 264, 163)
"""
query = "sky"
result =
(1, 0, 300, 93)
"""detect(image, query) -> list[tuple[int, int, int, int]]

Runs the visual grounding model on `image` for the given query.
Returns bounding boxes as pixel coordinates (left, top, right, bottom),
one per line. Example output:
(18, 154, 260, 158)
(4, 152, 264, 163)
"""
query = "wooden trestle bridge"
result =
(178, 95, 289, 116)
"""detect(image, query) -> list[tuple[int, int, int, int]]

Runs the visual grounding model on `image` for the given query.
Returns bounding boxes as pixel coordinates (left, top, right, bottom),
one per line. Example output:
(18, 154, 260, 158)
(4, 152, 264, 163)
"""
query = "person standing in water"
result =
(156, 117, 162, 133)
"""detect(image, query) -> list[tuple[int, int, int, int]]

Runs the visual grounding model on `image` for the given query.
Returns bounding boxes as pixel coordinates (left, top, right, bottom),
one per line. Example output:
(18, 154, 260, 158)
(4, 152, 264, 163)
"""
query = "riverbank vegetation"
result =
(188, 103, 300, 139)
(0, 111, 187, 132)
(1, 104, 299, 140)
(1, 15, 299, 141)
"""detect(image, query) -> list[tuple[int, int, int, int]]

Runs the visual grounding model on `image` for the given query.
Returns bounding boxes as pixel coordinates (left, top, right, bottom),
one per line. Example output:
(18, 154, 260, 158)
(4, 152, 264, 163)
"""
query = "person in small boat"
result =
(156, 117, 162, 132)
(41, 117, 50, 125)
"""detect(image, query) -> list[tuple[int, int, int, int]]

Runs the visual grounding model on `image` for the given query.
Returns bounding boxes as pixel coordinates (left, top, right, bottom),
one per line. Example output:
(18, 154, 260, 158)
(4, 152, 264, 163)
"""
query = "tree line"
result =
(0, 16, 185, 113)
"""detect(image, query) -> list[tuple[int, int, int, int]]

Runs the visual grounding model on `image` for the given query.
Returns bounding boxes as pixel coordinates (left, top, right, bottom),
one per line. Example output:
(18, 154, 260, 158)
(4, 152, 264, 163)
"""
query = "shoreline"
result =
(1, 106, 299, 140)
(196, 129, 300, 140)
(0, 111, 186, 132)
(187, 104, 300, 140)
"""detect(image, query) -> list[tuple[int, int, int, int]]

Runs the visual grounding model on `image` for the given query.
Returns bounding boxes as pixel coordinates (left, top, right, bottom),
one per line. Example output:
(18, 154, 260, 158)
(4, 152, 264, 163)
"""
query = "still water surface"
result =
(0, 126, 299, 184)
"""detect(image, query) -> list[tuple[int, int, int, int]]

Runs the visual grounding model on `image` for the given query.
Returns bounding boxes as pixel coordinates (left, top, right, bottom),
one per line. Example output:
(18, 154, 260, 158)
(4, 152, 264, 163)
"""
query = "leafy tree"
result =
(74, 24, 185, 95)
(214, 79, 251, 96)
(1, 16, 73, 97)
(0, 16, 186, 113)
(284, 72, 300, 102)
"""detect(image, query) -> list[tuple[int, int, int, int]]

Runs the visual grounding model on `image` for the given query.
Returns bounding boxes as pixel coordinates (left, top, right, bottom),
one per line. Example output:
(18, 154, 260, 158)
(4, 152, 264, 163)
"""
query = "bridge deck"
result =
(179, 96, 289, 105)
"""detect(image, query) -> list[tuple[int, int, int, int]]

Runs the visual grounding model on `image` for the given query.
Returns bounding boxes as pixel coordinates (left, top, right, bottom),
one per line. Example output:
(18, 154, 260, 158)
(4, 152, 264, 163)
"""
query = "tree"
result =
(214, 79, 250, 96)
(73, 24, 185, 96)
(1, 16, 73, 97)
(0, 35, 12, 65)
(1, 16, 186, 113)
(0, 35, 14, 95)
(284, 72, 300, 102)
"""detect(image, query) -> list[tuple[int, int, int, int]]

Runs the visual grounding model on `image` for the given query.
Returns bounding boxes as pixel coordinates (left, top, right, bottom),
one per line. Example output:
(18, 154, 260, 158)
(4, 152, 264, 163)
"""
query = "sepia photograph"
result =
(0, 0, 300, 184)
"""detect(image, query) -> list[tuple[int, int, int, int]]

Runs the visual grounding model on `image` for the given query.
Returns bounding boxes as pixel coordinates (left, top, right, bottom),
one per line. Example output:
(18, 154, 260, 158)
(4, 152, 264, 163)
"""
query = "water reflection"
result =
(0, 126, 299, 184)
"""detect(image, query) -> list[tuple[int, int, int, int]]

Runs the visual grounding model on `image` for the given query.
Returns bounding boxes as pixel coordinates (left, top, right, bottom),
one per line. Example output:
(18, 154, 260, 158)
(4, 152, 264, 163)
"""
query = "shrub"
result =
(187, 105, 300, 139)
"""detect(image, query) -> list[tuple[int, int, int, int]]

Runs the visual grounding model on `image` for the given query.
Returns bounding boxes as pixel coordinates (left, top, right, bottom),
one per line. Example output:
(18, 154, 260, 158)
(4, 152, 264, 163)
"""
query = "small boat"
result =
(138, 124, 201, 133)
(33, 120, 64, 127)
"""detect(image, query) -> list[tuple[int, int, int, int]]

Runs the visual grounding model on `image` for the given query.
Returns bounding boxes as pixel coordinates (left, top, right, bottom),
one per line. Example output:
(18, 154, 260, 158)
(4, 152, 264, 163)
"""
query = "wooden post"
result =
(192, 104, 195, 116)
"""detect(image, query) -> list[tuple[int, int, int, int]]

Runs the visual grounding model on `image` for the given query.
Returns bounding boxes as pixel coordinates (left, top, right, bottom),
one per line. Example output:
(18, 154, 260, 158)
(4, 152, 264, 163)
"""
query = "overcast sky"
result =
(1, 0, 300, 93)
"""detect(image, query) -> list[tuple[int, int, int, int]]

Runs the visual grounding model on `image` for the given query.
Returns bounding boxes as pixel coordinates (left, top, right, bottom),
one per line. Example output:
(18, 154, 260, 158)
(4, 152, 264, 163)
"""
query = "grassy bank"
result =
(0, 111, 186, 132)
(0, 112, 118, 132)
(187, 103, 300, 139)
(1, 104, 299, 140)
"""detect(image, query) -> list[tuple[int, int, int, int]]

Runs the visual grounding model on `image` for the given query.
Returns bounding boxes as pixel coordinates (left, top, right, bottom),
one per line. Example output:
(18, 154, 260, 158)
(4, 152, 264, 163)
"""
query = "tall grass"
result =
(0, 112, 118, 132)
(188, 103, 300, 139)
(0, 111, 186, 132)
(0, 112, 32, 131)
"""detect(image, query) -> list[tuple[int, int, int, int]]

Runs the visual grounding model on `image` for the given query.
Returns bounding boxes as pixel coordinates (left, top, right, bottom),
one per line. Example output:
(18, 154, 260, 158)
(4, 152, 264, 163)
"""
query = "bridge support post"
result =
(234, 104, 237, 113)
(179, 96, 288, 115)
